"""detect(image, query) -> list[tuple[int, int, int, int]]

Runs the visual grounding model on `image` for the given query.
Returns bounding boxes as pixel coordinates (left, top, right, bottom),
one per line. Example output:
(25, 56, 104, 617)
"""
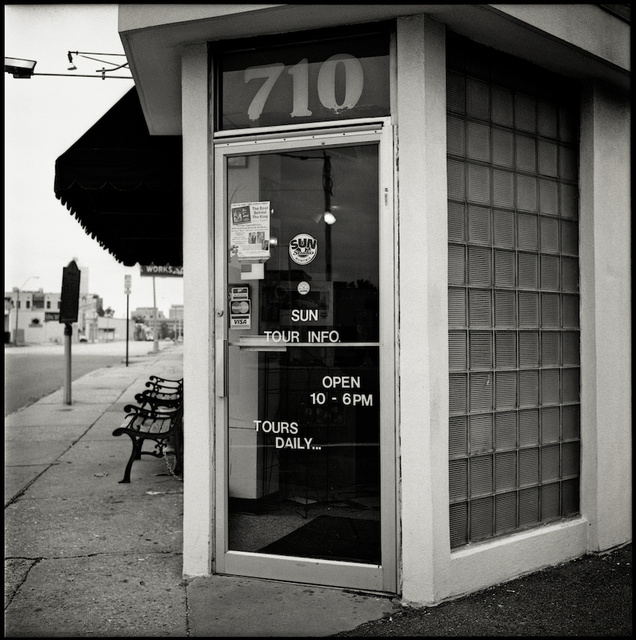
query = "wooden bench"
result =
(145, 375, 183, 395)
(134, 388, 182, 413)
(112, 377, 183, 483)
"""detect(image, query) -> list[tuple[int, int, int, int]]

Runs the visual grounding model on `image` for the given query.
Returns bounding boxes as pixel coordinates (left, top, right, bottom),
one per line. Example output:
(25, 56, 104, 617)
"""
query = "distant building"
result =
(4, 262, 96, 344)
(131, 305, 183, 340)
(4, 287, 132, 344)
(132, 306, 166, 323)
(4, 289, 65, 344)
(168, 304, 184, 339)
(169, 304, 184, 321)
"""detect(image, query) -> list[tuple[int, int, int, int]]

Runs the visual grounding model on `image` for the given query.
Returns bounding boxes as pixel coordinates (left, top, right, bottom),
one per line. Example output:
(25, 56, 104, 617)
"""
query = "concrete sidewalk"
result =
(4, 344, 397, 637)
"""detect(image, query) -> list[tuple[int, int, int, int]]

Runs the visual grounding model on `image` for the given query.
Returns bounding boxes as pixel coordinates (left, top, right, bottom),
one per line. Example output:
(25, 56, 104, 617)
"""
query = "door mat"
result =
(259, 515, 381, 563)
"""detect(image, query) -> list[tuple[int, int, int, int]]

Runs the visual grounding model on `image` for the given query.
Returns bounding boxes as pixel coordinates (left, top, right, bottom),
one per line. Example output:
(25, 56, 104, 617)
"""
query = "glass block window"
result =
(447, 34, 580, 548)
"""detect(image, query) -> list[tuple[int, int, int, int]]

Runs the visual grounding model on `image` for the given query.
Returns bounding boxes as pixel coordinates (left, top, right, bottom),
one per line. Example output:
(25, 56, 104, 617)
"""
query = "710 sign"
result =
(245, 54, 364, 121)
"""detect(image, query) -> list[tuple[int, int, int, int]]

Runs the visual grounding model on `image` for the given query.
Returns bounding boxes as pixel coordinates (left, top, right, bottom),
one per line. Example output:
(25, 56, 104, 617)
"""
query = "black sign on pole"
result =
(59, 260, 80, 406)
(59, 260, 81, 324)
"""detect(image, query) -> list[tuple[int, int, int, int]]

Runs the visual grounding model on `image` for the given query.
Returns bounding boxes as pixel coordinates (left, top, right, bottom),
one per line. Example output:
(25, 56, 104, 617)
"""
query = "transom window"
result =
(215, 24, 390, 131)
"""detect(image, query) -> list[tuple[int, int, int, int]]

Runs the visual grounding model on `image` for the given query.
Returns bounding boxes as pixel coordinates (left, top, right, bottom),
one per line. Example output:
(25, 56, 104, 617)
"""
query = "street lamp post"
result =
(152, 276, 159, 353)
(13, 276, 39, 346)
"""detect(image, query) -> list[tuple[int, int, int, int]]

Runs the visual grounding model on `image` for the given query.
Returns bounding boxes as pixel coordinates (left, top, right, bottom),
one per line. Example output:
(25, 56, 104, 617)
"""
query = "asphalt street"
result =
(4, 341, 168, 415)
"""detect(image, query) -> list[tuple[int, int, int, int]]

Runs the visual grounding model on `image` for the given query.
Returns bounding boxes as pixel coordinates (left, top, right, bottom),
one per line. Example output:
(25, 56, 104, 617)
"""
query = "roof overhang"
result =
(119, 3, 630, 136)
(54, 87, 183, 267)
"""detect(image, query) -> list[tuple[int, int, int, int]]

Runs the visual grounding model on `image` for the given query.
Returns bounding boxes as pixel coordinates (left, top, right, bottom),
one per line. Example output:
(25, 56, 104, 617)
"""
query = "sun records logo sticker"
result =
(289, 234, 318, 265)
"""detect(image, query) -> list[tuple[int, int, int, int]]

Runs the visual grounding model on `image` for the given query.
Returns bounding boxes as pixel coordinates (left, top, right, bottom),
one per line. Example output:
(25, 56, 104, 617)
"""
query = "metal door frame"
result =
(213, 119, 396, 593)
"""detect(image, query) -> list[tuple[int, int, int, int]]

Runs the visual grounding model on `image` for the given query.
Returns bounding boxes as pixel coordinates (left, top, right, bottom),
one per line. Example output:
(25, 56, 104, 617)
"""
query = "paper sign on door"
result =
(230, 202, 271, 262)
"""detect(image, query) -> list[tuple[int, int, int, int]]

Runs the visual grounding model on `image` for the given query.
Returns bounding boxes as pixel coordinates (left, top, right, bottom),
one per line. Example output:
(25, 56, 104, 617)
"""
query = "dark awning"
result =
(54, 87, 183, 267)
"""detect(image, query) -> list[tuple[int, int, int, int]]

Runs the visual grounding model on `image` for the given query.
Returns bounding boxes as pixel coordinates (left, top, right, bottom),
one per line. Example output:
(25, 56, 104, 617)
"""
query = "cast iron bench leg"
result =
(173, 428, 183, 475)
(119, 436, 143, 484)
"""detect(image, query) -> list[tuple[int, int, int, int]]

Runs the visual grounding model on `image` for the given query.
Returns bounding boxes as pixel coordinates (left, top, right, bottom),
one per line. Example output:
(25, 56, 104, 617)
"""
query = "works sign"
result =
(139, 264, 183, 277)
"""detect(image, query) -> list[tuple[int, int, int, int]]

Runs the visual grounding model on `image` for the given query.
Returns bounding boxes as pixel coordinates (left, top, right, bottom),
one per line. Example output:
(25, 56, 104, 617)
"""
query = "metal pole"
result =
(126, 293, 130, 366)
(64, 322, 72, 404)
(152, 276, 159, 353)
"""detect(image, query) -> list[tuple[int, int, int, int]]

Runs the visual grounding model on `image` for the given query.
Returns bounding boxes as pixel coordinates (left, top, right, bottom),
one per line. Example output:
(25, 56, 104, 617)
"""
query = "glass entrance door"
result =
(214, 124, 395, 593)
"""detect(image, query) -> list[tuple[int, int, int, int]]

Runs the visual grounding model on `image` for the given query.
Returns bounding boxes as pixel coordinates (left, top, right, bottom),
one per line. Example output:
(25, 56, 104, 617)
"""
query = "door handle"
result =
(236, 335, 287, 351)
(216, 338, 228, 397)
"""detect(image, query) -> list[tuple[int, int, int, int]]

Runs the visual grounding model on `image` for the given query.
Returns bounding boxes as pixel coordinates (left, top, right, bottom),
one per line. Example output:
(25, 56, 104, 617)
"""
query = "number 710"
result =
(245, 54, 364, 121)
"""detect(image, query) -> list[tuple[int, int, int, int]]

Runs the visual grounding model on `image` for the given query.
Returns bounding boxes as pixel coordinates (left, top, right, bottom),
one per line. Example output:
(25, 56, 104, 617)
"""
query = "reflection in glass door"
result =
(215, 126, 395, 592)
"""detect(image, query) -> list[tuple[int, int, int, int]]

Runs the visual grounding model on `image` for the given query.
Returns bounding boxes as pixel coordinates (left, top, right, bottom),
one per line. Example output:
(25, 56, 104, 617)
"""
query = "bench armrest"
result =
(134, 389, 182, 410)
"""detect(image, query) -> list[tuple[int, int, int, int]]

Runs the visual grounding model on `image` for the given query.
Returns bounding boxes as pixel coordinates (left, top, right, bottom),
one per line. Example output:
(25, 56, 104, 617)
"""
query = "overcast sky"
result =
(4, 4, 183, 318)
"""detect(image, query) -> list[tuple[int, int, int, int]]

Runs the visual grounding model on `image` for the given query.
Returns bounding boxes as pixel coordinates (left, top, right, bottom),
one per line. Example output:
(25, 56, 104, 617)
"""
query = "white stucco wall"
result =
(396, 14, 449, 605)
(181, 42, 214, 577)
(579, 82, 632, 552)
